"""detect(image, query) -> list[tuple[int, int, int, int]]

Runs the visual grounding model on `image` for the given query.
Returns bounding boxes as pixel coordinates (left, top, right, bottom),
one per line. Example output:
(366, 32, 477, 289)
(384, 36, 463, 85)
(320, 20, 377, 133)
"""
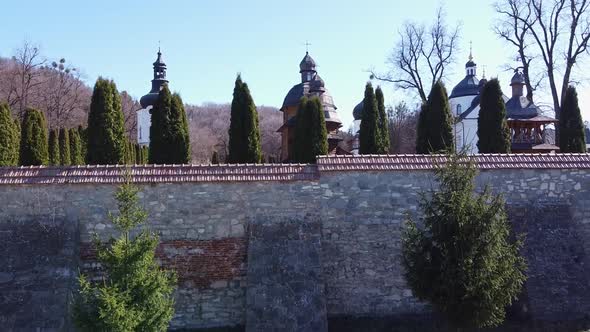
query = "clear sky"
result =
(1, 0, 589, 129)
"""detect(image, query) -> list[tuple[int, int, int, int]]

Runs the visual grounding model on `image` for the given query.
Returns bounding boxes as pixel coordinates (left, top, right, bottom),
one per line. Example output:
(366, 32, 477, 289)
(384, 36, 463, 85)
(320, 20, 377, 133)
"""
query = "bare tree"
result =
(495, 0, 543, 101)
(496, 0, 590, 121)
(9, 41, 46, 118)
(120, 91, 141, 141)
(40, 58, 88, 128)
(388, 102, 418, 153)
(371, 7, 460, 102)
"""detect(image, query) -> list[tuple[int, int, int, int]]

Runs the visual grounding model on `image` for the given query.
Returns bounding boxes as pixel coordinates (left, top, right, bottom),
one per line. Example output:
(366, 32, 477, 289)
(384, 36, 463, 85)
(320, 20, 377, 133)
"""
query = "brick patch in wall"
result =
(80, 237, 247, 289)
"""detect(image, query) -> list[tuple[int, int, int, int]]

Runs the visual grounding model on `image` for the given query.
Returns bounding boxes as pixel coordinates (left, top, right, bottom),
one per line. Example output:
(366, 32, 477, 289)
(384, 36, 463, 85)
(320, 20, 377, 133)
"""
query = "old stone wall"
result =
(1, 160, 589, 331)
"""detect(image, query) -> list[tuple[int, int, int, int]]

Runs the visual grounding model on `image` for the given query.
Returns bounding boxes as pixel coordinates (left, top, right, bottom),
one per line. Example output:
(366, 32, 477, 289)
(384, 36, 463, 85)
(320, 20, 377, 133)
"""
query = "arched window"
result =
(457, 104, 462, 115)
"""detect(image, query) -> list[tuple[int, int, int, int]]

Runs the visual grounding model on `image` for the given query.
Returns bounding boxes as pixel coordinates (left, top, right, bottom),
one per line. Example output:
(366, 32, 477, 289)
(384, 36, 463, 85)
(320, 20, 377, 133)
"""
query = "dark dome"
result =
(510, 70, 525, 86)
(281, 80, 340, 125)
(465, 60, 476, 68)
(299, 52, 316, 72)
(450, 75, 480, 99)
(153, 50, 166, 67)
(505, 96, 540, 119)
(310, 75, 326, 92)
(140, 92, 159, 109)
(353, 100, 364, 120)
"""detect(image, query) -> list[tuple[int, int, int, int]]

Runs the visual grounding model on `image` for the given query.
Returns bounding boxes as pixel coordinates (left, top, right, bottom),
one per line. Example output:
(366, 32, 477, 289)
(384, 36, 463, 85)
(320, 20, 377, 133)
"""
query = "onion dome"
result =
(353, 101, 364, 120)
(310, 74, 326, 93)
(510, 70, 526, 86)
(299, 52, 316, 73)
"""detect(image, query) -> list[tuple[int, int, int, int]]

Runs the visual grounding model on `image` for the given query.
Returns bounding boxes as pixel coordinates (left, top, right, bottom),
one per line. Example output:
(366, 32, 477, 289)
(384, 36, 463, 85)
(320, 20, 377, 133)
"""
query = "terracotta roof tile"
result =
(0, 154, 589, 185)
(0, 164, 319, 185)
(316, 153, 590, 171)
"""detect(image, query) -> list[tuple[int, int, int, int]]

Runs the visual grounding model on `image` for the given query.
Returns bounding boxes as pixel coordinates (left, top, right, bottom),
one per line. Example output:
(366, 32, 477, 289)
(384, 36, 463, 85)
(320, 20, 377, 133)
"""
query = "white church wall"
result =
(137, 106, 152, 146)
(449, 95, 474, 117)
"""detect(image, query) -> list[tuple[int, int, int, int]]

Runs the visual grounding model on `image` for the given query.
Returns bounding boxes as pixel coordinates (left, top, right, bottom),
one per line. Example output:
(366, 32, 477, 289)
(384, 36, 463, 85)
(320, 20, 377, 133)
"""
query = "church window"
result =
(457, 104, 462, 115)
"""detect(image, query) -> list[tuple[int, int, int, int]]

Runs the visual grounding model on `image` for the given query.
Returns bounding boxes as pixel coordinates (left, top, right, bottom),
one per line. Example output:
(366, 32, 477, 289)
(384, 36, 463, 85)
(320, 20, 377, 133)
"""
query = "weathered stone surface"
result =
(0, 168, 589, 330)
(246, 214, 328, 332)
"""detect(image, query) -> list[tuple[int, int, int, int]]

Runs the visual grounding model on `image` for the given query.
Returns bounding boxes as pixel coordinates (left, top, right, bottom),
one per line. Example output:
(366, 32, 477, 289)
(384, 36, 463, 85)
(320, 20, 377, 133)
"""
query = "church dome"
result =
(140, 92, 159, 109)
(465, 60, 476, 68)
(310, 75, 326, 92)
(353, 101, 364, 120)
(510, 70, 526, 86)
(299, 52, 316, 72)
(450, 76, 480, 99)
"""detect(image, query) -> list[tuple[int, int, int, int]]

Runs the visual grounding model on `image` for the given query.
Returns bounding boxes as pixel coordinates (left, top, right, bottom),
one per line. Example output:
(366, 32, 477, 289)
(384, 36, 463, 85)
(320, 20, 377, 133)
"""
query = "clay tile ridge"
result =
(0, 163, 320, 185)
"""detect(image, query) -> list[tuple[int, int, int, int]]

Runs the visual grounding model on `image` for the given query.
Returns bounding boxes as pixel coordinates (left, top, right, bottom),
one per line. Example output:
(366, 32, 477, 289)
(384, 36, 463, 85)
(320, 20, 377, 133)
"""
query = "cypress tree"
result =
(402, 152, 526, 328)
(72, 177, 176, 330)
(142, 146, 149, 164)
(149, 85, 171, 164)
(0, 103, 19, 166)
(19, 108, 48, 166)
(169, 93, 191, 164)
(293, 96, 328, 163)
(78, 125, 87, 164)
(415, 81, 454, 153)
(559, 86, 586, 153)
(69, 128, 83, 165)
(59, 128, 71, 166)
(211, 151, 220, 164)
(14, 118, 21, 159)
(135, 144, 141, 165)
(376, 86, 390, 154)
(48, 129, 60, 165)
(87, 78, 126, 165)
(227, 75, 262, 163)
(477, 79, 511, 153)
(416, 103, 429, 154)
(359, 82, 380, 154)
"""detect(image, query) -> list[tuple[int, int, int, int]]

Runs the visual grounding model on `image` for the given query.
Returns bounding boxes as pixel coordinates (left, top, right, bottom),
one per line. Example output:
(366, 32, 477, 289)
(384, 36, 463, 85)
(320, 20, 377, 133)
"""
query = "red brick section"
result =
(1, 154, 589, 184)
(316, 153, 590, 171)
(80, 238, 247, 288)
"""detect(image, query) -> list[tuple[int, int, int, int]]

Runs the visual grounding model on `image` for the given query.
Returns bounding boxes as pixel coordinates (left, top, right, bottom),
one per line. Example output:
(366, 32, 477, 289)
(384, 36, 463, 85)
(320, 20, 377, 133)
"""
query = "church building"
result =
(277, 52, 343, 162)
(137, 49, 169, 146)
(451, 50, 558, 153)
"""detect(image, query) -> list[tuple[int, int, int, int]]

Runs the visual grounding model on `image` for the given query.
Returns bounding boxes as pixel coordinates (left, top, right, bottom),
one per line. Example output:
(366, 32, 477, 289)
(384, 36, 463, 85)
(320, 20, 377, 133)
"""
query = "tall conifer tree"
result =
(293, 96, 328, 163)
(402, 152, 526, 328)
(72, 177, 176, 330)
(48, 129, 60, 165)
(415, 81, 454, 153)
(359, 82, 380, 154)
(149, 85, 171, 164)
(169, 93, 191, 164)
(59, 128, 70, 166)
(227, 75, 262, 163)
(69, 128, 83, 165)
(0, 103, 19, 166)
(559, 86, 586, 153)
(78, 125, 87, 164)
(477, 79, 511, 153)
(375, 86, 390, 154)
(87, 78, 126, 164)
(19, 108, 48, 166)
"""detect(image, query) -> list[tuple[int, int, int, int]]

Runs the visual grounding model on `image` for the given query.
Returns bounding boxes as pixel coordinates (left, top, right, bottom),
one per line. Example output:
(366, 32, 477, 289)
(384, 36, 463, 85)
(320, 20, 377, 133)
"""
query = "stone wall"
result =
(1, 156, 589, 331)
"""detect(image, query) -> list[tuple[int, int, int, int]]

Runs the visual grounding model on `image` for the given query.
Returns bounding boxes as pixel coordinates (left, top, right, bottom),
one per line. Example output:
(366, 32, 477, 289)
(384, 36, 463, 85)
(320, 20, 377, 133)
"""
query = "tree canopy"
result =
(87, 78, 126, 165)
(227, 75, 262, 163)
(402, 152, 527, 328)
(19, 108, 49, 166)
(416, 81, 454, 153)
(477, 79, 511, 153)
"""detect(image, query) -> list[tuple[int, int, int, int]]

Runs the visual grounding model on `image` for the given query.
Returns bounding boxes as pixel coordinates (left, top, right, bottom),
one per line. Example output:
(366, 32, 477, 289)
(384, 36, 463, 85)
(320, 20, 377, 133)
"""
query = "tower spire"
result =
(469, 41, 473, 61)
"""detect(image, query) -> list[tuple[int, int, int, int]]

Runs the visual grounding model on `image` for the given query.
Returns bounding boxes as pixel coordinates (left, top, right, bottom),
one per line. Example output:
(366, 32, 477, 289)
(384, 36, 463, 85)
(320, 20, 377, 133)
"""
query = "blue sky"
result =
(1, 0, 589, 128)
